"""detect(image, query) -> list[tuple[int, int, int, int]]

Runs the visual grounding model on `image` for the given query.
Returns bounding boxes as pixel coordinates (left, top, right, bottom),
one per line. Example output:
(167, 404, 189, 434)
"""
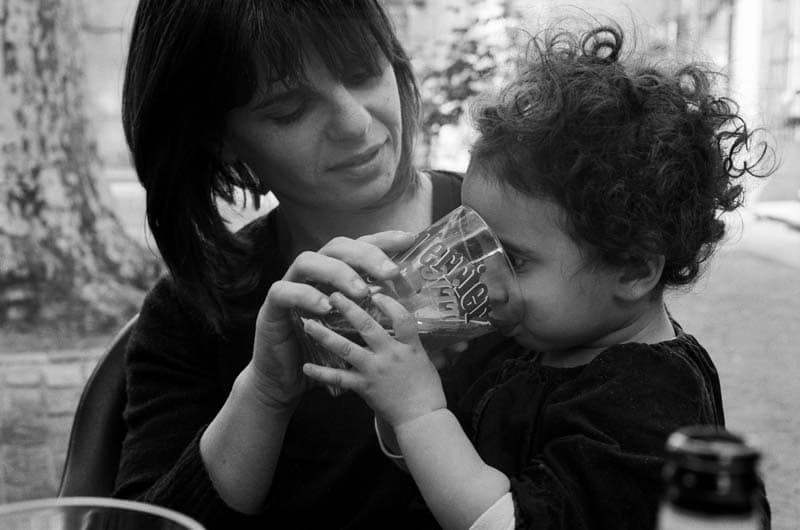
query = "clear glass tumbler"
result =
(294, 205, 523, 395)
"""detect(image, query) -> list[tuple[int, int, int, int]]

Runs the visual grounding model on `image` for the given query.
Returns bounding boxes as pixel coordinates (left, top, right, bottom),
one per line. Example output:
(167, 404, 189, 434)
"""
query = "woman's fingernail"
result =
(382, 262, 399, 275)
(351, 278, 368, 293)
(319, 297, 332, 312)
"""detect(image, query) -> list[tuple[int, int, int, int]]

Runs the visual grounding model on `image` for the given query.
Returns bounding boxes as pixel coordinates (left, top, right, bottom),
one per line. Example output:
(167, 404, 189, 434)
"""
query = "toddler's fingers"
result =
(370, 293, 419, 346)
(328, 292, 394, 351)
(303, 318, 370, 370)
(302, 363, 363, 393)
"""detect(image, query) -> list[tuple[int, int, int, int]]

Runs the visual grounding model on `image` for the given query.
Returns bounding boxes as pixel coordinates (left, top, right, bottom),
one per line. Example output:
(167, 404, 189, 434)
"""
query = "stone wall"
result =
(0, 351, 102, 502)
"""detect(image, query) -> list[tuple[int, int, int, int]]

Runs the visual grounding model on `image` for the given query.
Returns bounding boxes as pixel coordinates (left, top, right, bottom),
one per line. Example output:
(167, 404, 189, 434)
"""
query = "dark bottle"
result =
(656, 426, 764, 529)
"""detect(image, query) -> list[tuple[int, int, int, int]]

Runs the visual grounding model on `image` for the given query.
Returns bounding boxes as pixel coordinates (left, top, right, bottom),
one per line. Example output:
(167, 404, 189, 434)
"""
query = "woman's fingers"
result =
(318, 235, 411, 280)
(284, 251, 371, 300)
(370, 293, 420, 345)
(283, 233, 415, 302)
(357, 230, 416, 254)
(259, 280, 332, 324)
(302, 363, 364, 393)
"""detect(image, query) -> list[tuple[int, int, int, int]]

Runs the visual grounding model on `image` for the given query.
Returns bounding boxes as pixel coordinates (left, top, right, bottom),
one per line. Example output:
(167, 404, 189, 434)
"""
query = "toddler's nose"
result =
(481, 256, 524, 327)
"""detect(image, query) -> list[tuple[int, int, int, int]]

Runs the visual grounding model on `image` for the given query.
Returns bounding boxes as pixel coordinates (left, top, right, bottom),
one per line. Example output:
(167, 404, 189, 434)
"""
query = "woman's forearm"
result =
(394, 409, 510, 530)
(199, 364, 295, 514)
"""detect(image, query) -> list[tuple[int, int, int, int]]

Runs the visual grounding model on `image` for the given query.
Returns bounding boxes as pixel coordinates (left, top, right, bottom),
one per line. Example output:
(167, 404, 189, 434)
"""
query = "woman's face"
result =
(223, 51, 403, 212)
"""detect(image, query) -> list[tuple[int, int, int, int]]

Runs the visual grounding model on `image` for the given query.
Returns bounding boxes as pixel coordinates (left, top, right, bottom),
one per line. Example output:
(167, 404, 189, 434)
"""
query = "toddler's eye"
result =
(507, 251, 528, 272)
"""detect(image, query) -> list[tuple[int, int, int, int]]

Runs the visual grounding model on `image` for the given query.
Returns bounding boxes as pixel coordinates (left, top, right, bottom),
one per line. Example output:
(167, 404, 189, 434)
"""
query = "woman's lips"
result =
(328, 143, 383, 171)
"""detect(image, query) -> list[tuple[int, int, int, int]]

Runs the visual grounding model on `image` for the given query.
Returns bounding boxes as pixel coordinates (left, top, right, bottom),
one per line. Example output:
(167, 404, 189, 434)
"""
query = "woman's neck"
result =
(275, 172, 433, 261)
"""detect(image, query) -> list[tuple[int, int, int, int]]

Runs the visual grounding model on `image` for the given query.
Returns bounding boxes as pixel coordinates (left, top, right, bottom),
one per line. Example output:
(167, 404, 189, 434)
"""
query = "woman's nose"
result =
(326, 87, 371, 141)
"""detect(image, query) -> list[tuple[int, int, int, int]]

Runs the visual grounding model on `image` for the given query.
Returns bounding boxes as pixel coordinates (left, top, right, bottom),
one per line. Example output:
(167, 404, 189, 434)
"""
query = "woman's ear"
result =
(614, 254, 665, 302)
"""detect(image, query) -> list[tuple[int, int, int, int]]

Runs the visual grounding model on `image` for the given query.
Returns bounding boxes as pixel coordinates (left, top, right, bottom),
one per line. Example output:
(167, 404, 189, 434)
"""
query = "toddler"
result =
(302, 23, 771, 530)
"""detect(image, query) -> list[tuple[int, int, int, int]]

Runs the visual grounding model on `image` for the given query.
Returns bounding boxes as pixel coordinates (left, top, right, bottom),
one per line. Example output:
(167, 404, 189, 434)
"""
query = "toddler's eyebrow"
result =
(499, 238, 528, 256)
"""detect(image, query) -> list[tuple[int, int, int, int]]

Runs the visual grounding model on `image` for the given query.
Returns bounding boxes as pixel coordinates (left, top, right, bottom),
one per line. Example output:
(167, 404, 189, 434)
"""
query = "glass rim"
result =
(455, 204, 519, 282)
(0, 496, 204, 529)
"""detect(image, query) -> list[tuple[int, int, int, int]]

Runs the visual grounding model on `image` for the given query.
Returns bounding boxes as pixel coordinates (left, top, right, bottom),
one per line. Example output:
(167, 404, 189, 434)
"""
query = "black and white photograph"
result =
(0, 1, 798, 528)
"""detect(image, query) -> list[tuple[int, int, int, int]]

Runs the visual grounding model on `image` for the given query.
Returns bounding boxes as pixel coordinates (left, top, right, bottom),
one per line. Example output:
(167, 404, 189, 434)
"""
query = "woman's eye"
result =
(346, 68, 380, 87)
(268, 101, 308, 124)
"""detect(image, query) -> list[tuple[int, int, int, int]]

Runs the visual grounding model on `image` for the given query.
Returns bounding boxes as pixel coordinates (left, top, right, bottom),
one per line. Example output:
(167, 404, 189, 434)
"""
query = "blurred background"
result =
(1, 0, 798, 528)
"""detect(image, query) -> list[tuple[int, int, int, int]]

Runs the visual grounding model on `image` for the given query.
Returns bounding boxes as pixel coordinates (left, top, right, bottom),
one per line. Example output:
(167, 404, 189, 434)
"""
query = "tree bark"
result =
(0, 0, 160, 333)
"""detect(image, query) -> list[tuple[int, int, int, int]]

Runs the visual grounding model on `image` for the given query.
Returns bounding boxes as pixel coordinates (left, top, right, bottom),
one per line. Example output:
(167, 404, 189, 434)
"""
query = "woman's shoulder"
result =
(424, 169, 464, 219)
(425, 168, 464, 183)
(133, 275, 217, 345)
(425, 169, 464, 196)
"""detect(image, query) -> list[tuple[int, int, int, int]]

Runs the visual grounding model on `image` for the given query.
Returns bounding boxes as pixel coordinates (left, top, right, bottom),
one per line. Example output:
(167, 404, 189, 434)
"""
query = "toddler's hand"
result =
(301, 292, 446, 427)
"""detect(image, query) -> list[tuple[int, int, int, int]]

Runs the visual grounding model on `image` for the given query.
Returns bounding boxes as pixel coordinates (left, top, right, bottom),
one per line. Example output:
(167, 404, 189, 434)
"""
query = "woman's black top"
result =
(113, 171, 499, 529)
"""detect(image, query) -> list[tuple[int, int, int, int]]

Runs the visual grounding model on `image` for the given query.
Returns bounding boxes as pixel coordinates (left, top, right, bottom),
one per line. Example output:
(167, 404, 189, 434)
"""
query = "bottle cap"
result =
(662, 426, 760, 514)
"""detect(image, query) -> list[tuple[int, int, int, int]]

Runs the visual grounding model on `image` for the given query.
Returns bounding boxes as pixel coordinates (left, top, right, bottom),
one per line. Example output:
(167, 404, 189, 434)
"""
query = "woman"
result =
(114, 1, 503, 528)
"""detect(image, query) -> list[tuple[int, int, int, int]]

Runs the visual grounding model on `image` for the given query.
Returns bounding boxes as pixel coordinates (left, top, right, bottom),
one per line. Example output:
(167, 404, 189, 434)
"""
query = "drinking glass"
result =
(0, 497, 205, 530)
(294, 205, 522, 394)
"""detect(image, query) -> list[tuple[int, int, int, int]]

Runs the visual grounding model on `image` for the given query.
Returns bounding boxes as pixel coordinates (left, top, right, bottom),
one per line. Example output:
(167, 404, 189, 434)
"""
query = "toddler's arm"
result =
(302, 292, 510, 529)
(394, 408, 511, 530)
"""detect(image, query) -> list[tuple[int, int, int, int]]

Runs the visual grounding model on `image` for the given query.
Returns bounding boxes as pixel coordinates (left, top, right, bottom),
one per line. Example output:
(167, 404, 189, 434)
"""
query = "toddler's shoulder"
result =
(587, 334, 715, 388)
(569, 333, 722, 426)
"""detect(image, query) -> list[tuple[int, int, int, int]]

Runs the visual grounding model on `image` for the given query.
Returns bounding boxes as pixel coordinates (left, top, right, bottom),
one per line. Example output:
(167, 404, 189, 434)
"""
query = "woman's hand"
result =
(247, 231, 417, 410)
(201, 231, 416, 513)
(301, 292, 446, 427)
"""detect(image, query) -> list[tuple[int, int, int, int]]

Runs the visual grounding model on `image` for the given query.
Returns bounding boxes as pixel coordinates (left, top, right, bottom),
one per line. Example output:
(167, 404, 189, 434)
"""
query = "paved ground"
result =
(666, 210, 800, 530)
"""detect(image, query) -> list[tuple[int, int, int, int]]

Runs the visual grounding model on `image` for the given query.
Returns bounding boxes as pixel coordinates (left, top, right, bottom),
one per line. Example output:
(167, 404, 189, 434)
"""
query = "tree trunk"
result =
(0, 0, 160, 333)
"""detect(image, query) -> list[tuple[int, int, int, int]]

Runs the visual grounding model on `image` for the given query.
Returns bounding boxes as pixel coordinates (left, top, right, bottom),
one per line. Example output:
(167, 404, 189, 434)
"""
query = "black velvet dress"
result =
(444, 324, 748, 529)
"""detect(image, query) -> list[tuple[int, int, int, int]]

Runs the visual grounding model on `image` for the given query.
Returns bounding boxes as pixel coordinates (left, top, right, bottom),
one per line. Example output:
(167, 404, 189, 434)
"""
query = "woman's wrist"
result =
(237, 363, 301, 417)
(199, 368, 296, 514)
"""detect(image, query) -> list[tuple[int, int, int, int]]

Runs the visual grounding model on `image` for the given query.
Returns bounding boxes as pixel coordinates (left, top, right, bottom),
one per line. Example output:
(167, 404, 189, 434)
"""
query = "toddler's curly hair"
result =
(469, 24, 773, 288)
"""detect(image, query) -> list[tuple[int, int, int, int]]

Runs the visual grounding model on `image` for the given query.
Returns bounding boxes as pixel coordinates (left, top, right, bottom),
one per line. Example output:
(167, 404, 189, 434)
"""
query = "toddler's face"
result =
(461, 170, 629, 356)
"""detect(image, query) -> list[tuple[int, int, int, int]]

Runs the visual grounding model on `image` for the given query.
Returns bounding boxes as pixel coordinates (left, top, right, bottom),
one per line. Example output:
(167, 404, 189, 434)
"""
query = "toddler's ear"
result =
(615, 254, 665, 302)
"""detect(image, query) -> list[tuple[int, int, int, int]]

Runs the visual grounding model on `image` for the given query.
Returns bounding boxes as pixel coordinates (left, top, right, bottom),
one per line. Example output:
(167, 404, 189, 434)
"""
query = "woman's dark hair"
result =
(470, 23, 773, 289)
(123, 0, 420, 330)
